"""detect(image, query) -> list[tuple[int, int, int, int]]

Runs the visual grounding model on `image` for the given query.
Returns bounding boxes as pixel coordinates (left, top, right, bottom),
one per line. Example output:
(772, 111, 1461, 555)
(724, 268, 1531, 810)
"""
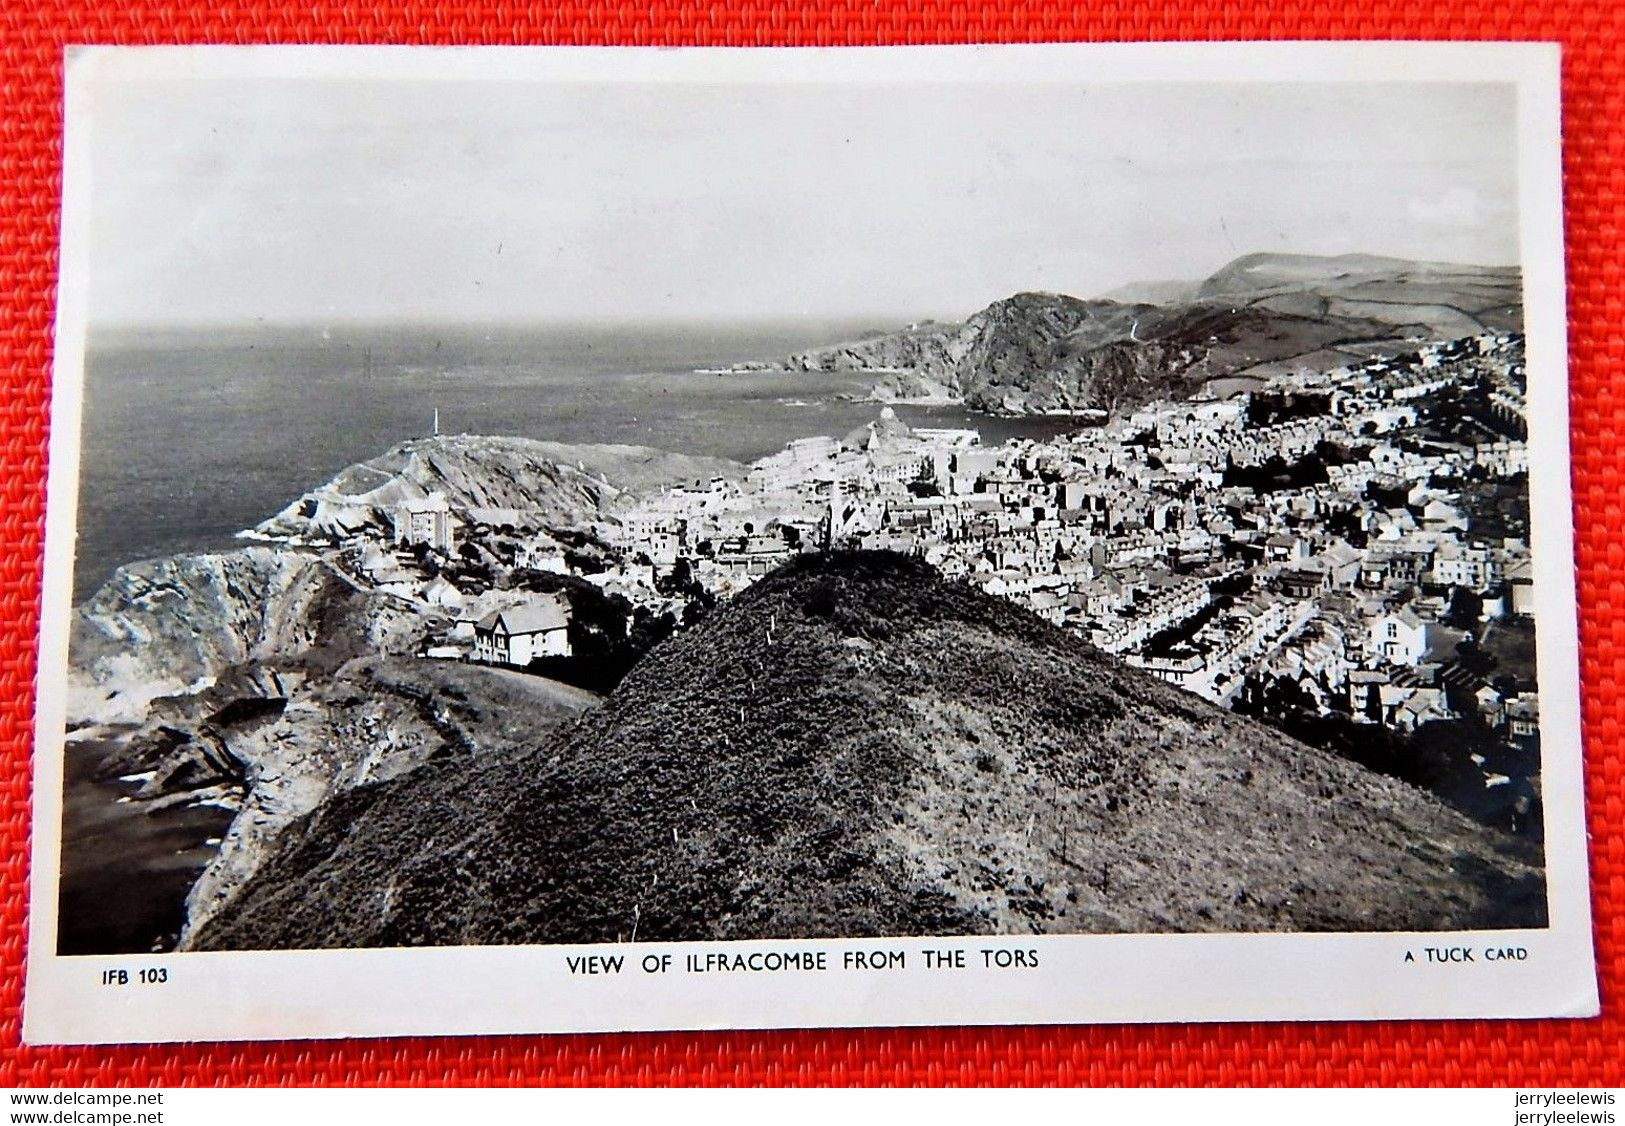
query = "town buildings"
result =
(595, 332, 1537, 768)
(321, 331, 1538, 801)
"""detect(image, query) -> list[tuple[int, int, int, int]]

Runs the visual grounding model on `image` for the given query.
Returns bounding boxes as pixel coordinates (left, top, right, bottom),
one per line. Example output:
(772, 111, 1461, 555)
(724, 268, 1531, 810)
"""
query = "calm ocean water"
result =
(76, 321, 1080, 599)
(57, 736, 235, 956)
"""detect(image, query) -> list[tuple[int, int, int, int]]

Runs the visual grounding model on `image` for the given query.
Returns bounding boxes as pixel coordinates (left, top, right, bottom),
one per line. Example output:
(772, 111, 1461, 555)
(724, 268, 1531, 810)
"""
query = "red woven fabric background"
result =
(1, 2, 1621, 1087)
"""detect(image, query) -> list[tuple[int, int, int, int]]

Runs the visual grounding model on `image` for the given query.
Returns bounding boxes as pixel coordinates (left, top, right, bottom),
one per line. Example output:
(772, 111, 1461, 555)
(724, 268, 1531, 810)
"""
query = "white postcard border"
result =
(23, 41, 1598, 1045)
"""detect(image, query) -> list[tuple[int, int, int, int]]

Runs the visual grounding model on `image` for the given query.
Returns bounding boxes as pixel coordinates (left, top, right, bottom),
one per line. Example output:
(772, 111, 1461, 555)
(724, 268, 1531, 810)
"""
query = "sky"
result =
(83, 73, 1520, 326)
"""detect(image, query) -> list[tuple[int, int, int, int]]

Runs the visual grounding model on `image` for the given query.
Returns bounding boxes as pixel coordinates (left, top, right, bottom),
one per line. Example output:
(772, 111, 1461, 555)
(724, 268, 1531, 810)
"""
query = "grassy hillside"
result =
(1196, 252, 1523, 333)
(190, 552, 1544, 950)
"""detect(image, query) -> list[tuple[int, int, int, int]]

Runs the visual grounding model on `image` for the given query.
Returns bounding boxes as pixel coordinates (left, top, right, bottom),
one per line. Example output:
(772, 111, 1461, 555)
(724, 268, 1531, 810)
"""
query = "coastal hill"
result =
(68, 437, 739, 724)
(782, 253, 1521, 414)
(253, 435, 743, 543)
(190, 551, 1544, 950)
(1193, 252, 1524, 334)
(1106, 252, 1523, 333)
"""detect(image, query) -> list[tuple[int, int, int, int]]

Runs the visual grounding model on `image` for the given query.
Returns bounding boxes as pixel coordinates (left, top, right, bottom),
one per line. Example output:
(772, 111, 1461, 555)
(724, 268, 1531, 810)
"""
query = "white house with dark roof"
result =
(1371, 608, 1429, 665)
(472, 597, 571, 666)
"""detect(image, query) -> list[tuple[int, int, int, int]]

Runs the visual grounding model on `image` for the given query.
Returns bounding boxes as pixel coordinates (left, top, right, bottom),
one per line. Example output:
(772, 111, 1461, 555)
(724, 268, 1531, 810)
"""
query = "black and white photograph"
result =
(26, 44, 1596, 1042)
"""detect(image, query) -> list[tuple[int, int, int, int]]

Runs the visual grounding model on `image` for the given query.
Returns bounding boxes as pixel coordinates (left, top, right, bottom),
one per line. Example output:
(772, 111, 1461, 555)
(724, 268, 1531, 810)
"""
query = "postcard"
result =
(24, 41, 1596, 1044)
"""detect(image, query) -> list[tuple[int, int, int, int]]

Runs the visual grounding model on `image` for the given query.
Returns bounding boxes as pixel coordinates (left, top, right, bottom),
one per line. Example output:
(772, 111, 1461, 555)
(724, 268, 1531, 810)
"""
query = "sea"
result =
(64, 320, 1083, 954)
(57, 735, 235, 956)
(76, 321, 1081, 601)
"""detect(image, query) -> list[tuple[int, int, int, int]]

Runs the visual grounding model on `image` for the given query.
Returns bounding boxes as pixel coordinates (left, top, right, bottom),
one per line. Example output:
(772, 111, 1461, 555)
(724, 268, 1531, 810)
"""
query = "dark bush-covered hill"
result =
(189, 552, 1544, 950)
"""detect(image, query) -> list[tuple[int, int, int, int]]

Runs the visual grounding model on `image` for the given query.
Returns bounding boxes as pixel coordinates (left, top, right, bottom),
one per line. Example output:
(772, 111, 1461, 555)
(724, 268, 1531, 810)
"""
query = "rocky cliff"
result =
(91, 654, 597, 944)
(788, 292, 1417, 415)
(66, 548, 390, 726)
(173, 658, 596, 942)
(190, 552, 1544, 950)
(783, 253, 1520, 415)
(71, 545, 601, 944)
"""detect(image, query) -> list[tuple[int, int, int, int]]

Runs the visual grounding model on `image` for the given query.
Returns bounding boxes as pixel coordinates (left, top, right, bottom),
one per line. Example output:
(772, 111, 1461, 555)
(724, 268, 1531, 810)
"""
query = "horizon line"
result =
(83, 311, 950, 334)
(81, 250, 1526, 336)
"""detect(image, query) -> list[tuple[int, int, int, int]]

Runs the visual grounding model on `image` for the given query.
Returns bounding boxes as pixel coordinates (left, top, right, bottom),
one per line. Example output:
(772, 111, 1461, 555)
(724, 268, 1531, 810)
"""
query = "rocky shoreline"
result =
(62, 438, 707, 951)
